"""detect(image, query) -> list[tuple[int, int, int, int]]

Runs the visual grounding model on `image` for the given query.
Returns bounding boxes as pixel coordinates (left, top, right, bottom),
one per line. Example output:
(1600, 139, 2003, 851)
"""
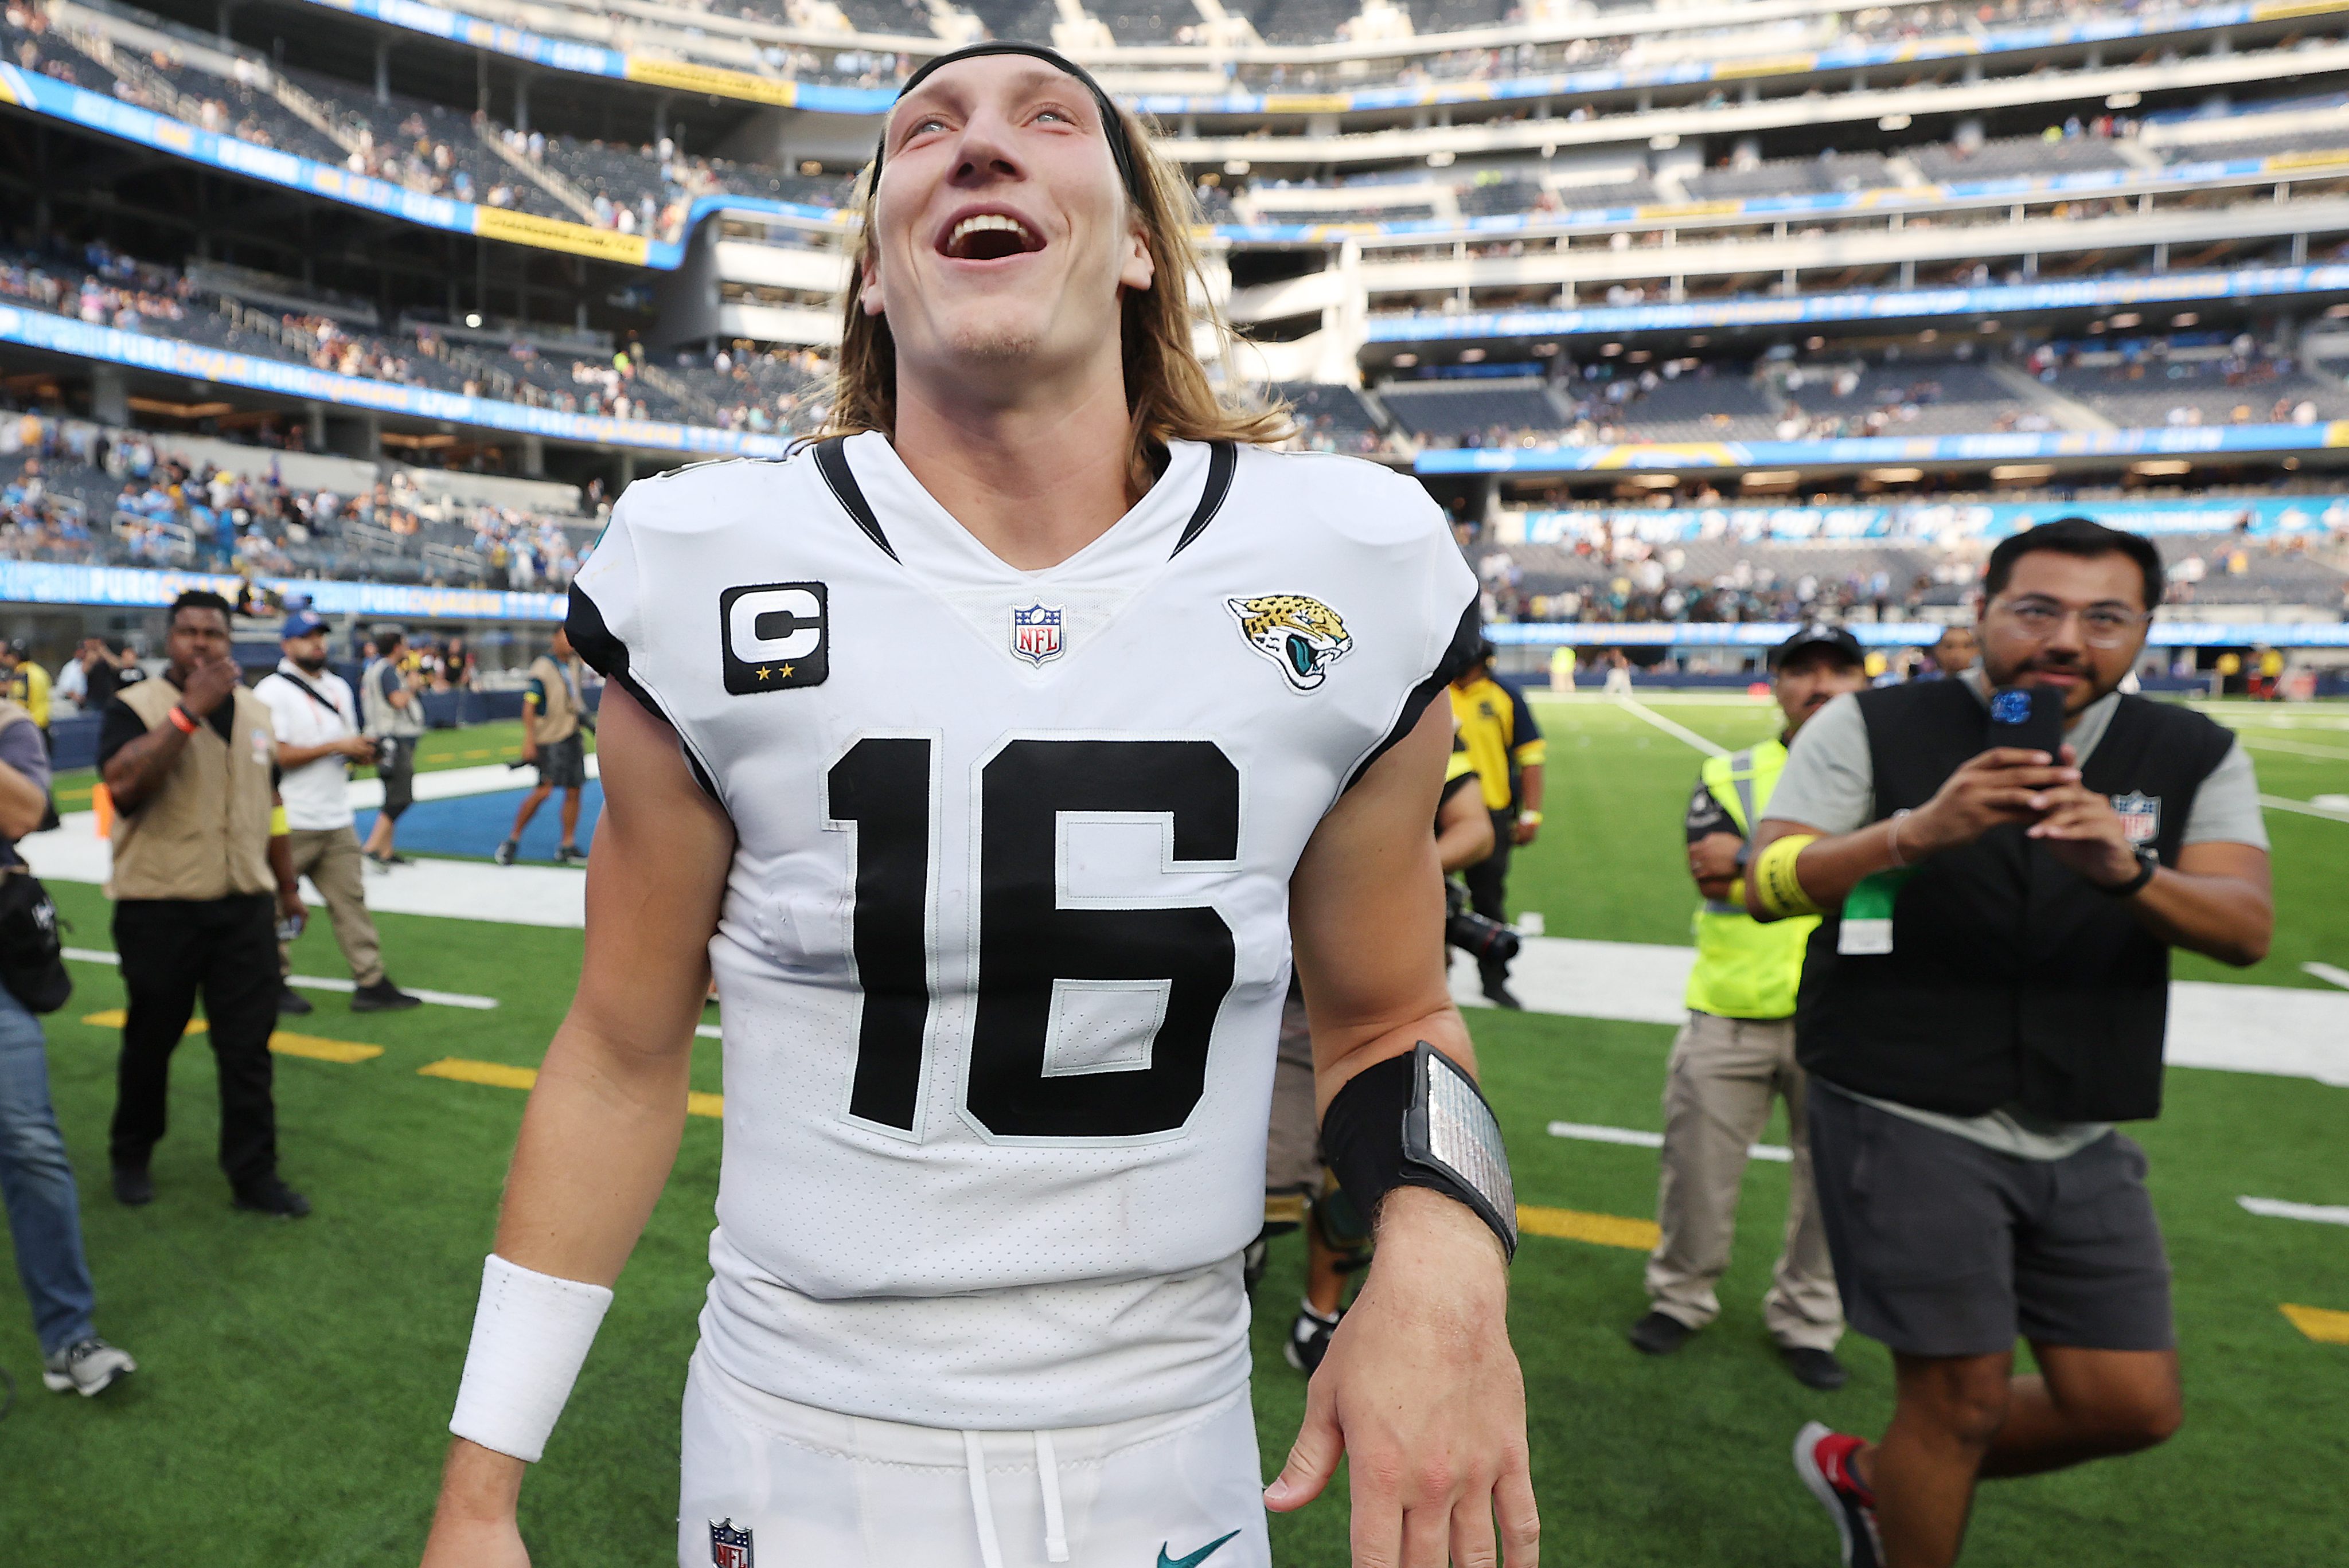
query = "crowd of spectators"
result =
(0, 411, 594, 589)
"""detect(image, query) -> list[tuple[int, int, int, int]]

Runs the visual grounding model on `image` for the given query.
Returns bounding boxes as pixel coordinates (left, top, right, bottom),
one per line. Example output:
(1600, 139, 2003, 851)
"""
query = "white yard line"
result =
(2259, 794, 2349, 823)
(2238, 1196, 2349, 1226)
(1612, 695, 1731, 757)
(2233, 736, 2349, 762)
(2304, 962, 2349, 991)
(1548, 1119, 1793, 1163)
(60, 945, 498, 1008)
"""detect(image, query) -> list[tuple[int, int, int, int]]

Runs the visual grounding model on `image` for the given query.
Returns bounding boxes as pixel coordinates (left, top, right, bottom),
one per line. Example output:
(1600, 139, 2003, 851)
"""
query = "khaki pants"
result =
(1644, 1010, 1843, 1350)
(279, 826, 385, 988)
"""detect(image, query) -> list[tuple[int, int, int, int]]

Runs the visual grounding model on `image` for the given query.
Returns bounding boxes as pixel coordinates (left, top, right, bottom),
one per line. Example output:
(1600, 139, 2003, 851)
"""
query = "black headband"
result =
(871, 41, 1142, 201)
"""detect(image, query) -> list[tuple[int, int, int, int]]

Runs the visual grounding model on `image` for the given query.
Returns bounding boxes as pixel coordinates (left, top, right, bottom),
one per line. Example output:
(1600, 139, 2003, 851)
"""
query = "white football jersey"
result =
(571, 433, 1477, 1428)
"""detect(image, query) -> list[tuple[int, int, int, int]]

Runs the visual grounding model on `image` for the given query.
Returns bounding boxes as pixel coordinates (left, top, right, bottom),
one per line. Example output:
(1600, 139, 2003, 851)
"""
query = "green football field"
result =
(3, 696, 2344, 1565)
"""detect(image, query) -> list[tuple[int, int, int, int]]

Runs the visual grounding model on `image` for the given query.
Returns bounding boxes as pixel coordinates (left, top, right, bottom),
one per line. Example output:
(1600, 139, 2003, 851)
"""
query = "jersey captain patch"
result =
(1226, 593, 1352, 692)
(721, 582, 829, 694)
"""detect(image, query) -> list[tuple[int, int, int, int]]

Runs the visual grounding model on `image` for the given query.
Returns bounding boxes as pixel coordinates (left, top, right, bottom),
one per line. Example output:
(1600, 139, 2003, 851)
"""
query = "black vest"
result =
(1794, 681, 2235, 1122)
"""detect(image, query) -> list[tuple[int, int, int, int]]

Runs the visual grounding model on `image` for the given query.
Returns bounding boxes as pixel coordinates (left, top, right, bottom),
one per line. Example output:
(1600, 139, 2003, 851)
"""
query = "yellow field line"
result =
(2281, 1303, 2349, 1344)
(419, 1057, 722, 1119)
(77, 1010, 383, 1063)
(1517, 1205, 1660, 1251)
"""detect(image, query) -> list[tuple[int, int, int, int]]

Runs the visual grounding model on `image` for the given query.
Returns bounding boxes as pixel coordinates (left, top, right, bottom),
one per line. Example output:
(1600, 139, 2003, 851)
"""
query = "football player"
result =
(422, 42, 1536, 1568)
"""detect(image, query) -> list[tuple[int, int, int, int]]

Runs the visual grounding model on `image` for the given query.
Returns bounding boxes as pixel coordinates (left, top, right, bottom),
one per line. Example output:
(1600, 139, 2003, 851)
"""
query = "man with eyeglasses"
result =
(1740, 517, 2273, 1568)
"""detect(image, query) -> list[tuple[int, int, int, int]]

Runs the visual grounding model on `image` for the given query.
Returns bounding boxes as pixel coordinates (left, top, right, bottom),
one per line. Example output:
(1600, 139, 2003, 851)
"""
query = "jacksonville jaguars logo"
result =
(1227, 593, 1353, 692)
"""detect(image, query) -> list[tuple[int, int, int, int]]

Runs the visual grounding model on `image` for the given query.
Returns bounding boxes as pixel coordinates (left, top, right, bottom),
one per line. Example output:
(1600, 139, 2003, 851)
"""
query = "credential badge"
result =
(2111, 791, 2161, 844)
(1009, 603, 1066, 667)
(709, 1518, 754, 1568)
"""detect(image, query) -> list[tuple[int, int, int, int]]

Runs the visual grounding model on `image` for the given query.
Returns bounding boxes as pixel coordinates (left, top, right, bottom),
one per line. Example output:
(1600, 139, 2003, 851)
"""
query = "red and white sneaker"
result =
(1793, 1421, 1883, 1568)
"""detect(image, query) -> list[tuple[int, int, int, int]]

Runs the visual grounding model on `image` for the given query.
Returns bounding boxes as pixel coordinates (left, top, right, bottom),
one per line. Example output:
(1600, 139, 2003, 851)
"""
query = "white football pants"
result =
(678, 1346, 1272, 1568)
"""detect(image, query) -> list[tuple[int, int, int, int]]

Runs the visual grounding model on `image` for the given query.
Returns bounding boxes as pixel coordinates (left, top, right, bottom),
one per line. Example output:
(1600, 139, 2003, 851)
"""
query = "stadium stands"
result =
(2044, 352, 2349, 429)
(1912, 132, 2137, 182)
(1681, 154, 1889, 202)
(1779, 360, 2039, 439)
(1378, 379, 1564, 444)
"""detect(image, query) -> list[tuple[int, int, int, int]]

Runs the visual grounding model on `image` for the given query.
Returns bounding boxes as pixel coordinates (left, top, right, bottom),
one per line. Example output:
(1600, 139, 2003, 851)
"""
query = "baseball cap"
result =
(281, 609, 328, 640)
(1772, 623, 1864, 670)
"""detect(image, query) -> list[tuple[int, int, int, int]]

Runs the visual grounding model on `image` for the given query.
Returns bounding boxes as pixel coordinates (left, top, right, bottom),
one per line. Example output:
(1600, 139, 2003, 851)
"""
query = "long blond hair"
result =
(811, 98, 1292, 494)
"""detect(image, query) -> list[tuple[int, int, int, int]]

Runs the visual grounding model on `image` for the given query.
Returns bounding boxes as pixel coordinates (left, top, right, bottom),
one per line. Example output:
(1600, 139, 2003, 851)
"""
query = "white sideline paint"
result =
(2262, 794, 2349, 823)
(341, 756, 602, 811)
(1450, 935, 2349, 1088)
(1611, 696, 1731, 758)
(1547, 1119, 1792, 1163)
(2238, 1196, 2349, 1226)
(60, 945, 499, 1008)
(2305, 962, 2349, 991)
(23, 810, 590, 930)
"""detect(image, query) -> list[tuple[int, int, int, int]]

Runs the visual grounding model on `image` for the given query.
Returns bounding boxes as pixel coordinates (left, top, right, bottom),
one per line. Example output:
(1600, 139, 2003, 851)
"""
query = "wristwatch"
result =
(2099, 844, 2160, 897)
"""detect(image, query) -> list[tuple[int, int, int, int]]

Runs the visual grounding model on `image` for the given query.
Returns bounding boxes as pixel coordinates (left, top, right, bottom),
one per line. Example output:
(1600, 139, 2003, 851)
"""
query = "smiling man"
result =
(421, 43, 1534, 1568)
(1742, 519, 2274, 1568)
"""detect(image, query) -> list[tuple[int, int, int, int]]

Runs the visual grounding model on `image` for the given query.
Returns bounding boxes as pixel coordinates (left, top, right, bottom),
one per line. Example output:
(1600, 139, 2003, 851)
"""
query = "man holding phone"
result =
(99, 592, 313, 1219)
(1743, 519, 2273, 1568)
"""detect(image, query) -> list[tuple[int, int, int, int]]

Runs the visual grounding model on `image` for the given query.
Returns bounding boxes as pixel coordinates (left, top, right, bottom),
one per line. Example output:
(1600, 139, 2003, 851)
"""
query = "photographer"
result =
(253, 611, 419, 1015)
(1448, 640, 1545, 1008)
(1628, 625, 1863, 1390)
(360, 626, 424, 871)
(1749, 520, 2273, 1568)
(0, 690, 138, 1397)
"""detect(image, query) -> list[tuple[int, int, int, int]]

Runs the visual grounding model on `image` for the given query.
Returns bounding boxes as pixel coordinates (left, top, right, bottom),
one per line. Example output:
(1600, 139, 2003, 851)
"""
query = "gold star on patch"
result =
(755, 666, 772, 681)
(779, 663, 795, 679)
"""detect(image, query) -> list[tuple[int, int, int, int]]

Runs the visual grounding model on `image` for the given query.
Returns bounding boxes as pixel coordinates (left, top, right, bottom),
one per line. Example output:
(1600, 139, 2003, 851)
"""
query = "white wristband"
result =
(449, 1253, 614, 1463)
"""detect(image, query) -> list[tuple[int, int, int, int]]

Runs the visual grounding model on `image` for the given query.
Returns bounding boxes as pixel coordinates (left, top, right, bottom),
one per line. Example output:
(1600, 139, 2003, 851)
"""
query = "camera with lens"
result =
(1444, 879, 1520, 965)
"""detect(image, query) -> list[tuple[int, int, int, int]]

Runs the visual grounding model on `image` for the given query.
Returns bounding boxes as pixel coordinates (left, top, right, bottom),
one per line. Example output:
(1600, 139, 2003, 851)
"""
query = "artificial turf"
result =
(1, 697, 2342, 1564)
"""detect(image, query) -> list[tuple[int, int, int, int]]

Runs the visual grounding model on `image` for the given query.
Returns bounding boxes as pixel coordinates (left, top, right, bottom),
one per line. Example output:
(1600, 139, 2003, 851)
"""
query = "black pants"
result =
(109, 895, 280, 1190)
(1462, 809, 1516, 980)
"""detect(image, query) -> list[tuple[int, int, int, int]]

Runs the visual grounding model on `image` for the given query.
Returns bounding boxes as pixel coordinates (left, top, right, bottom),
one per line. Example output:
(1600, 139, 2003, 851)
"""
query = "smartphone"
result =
(1985, 683, 2066, 758)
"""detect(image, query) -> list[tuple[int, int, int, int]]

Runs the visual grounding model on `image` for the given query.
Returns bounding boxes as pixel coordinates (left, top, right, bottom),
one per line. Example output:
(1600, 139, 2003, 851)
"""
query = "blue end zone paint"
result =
(357, 781, 604, 860)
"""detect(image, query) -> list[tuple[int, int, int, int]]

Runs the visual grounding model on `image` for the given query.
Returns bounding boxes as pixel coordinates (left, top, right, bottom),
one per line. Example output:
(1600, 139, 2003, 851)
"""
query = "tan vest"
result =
(108, 679, 279, 902)
(529, 654, 581, 744)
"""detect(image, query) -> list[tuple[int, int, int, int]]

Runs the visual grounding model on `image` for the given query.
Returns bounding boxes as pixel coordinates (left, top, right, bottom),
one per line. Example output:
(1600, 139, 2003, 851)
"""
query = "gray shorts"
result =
(1808, 1083, 2174, 1358)
(537, 734, 587, 791)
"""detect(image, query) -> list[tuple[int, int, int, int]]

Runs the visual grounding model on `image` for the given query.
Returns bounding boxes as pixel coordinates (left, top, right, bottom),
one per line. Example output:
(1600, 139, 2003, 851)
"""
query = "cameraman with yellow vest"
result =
(1628, 625, 1864, 1390)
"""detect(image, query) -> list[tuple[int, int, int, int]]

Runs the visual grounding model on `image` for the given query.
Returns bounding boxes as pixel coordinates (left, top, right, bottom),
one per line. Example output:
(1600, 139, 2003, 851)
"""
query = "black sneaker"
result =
(275, 987, 314, 1016)
(350, 979, 423, 1013)
(492, 839, 518, 867)
(1283, 1302, 1341, 1374)
(232, 1179, 312, 1219)
(1781, 1344, 1850, 1391)
(1628, 1310, 1696, 1356)
(112, 1165, 153, 1206)
(1794, 1421, 1883, 1568)
(554, 843, 586, 866)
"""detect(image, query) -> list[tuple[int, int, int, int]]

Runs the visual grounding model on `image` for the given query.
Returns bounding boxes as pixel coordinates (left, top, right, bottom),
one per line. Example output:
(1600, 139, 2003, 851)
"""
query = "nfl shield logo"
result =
(2112, 791, 2161, 844)
(709, 1519, 754, 1568)
(1010, 603, 1065, 667)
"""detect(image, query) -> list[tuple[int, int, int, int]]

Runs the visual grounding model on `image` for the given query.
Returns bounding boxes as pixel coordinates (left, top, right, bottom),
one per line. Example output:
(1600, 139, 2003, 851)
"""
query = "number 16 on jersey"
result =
(824, 734, 1243, 1144)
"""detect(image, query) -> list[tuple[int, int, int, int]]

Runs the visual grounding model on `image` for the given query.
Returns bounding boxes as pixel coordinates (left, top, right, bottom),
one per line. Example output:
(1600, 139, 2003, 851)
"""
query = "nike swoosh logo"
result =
(1157, 1530, 1241, 1568)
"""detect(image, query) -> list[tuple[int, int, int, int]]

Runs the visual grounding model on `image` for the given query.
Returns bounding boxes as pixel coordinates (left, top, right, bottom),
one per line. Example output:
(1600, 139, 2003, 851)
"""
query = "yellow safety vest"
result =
(1684, 739, 1817, 1020)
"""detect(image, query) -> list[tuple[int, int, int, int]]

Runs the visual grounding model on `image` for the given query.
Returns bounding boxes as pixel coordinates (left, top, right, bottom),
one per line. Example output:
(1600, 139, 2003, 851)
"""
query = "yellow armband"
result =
(1752, 834, 1823, 919)
(270, 806, 290, 836)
